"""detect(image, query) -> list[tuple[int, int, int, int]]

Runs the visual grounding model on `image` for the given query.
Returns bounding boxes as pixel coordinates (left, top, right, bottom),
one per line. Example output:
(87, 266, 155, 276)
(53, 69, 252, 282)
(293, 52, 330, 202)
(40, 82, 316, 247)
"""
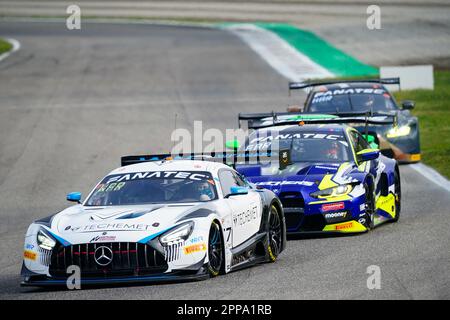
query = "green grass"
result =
(393, 71, 450, 178)
(0, 38, 12, 55)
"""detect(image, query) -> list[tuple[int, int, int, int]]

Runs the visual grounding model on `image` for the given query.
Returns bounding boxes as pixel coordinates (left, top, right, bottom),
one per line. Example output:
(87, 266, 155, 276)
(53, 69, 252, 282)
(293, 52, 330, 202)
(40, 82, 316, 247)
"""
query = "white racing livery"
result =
(21, 157, 286, 287)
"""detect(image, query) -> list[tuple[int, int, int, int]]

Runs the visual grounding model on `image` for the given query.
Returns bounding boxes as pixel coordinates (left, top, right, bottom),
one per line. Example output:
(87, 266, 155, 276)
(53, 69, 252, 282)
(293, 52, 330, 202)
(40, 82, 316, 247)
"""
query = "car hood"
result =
(48, 203, 208, 245)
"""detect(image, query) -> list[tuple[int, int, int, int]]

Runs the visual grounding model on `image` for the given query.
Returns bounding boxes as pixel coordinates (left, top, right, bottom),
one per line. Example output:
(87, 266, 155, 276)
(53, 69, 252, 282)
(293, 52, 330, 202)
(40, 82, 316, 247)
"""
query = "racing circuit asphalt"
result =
(0, 21, 449, 299)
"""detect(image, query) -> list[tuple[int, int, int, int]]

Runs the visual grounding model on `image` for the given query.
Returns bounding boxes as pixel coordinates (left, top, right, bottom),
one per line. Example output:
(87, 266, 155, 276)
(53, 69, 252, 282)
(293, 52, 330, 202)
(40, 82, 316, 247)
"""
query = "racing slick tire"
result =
(362, 183, 375, 231)
(392, 169, 401, 223)
(206, 221, 225, 277)
(267, 205, 282, 262)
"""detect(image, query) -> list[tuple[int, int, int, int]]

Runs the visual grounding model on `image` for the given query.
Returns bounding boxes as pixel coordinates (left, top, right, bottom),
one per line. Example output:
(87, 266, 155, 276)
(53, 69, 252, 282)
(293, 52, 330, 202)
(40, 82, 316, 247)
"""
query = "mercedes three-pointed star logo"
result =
(94, 246, 113, 266)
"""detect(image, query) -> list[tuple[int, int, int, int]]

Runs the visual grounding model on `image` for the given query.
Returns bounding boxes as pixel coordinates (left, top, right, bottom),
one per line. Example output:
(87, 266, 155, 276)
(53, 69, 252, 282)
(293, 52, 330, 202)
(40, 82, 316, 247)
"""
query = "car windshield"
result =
(309, 89, 397, 113)
(85, 171, 218, 206)
(244, 131, 352, 163)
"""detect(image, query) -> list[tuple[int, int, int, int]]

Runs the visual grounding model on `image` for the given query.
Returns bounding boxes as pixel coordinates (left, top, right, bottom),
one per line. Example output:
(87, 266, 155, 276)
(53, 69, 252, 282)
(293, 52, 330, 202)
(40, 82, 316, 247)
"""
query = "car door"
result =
(218, 169, 262, 248)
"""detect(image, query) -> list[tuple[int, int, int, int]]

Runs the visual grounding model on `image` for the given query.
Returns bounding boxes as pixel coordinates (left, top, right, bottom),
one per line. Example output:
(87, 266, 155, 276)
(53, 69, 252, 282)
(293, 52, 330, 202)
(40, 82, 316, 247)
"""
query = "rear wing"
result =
(288, 77, 401, 94)
(121, 150, 292, 170)
(238, 111, 398, 141)
(239, 111, 397, 129)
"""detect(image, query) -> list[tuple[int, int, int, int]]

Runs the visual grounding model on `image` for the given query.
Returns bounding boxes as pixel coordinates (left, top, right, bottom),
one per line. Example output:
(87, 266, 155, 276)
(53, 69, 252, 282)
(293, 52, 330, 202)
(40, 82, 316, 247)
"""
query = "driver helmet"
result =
(363, 95, 376, 108)
(325, 141, 339, 159)
(197, 181, 213, 201)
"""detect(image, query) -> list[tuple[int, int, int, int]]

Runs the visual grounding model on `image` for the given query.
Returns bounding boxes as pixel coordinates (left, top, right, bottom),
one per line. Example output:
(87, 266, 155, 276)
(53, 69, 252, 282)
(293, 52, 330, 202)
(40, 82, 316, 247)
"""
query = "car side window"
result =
(349, 130, 367, 153)
(219, 170, 240, 197)
(348, 131, 359, 152)
(233, 172, 248, 187)
(355, 131, 370, 151)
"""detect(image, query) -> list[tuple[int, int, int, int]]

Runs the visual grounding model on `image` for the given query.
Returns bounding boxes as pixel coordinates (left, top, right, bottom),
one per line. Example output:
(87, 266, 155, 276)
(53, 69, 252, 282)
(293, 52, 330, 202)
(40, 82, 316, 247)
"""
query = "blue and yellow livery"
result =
(234, 114, 401, 235)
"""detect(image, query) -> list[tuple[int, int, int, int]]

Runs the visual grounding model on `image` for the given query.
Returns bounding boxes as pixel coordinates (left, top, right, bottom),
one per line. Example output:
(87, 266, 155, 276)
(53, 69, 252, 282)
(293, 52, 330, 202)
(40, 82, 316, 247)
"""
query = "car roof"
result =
(310, 82, 387, 93)
(108, 160, 230, 176)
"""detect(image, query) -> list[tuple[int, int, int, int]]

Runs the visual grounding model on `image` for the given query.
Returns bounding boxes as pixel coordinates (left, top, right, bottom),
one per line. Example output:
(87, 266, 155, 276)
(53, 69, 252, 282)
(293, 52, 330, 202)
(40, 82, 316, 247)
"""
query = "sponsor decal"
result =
(186, 236, 204, 245)
(233, 206, 259, 227)
(312, 88, 386, 101)
(322, 202, 345, 212)
(377, 196, 393, 207)
(254, 180, 314, 187)
(89, 235, 116, 242)
(105, 171, 212, 184)
(67, 223, 154, 232)
(324, 211, 347, 219)
(95, 182, 126, 193)
(311, 95, 333, 103)
(24, 250, 37, 261)
(335, 222, 354, 230)
(247, 133, 345, 151)
(25, 244, 34, 250)
(250, 133, 344, 144)
(315, 165, 339, 171)
(183, 243, 207, 254)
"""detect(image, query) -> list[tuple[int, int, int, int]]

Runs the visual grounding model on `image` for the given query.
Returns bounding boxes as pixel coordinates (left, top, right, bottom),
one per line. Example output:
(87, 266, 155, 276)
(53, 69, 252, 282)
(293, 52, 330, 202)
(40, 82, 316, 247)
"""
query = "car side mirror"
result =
(225, 139, 240, 150)
(357, 149, 380, 162)
(67, 192, 82, 203)
(401, 100, 415, 110)
(226, 186, 248, 198)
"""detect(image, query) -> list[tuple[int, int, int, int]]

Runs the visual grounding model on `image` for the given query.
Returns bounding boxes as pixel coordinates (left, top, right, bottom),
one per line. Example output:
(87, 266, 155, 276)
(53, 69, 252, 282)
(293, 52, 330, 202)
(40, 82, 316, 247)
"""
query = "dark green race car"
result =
(289, 78, 421, 163)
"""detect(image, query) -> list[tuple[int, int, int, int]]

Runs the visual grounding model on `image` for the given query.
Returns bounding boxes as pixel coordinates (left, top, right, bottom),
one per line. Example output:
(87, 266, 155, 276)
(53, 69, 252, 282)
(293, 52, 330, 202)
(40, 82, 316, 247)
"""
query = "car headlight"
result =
(310, 184, 354, 199)
(37, 229, 56, 250)
(386, 125, 411, 138)
(159, 221, 194, 246)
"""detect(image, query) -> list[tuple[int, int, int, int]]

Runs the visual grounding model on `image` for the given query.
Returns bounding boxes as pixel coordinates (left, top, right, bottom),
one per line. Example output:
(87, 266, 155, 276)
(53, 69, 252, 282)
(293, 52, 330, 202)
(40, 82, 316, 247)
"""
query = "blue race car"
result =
(232, 114, 401, 235)
(288, 78, 421, 163)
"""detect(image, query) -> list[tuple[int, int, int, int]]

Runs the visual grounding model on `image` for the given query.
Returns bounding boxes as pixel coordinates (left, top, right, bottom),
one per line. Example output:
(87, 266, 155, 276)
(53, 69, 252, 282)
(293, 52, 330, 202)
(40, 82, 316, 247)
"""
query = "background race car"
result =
(230, 114, 401, 235)
(21, 156, 286, 287)
(288, 78, 421, 163)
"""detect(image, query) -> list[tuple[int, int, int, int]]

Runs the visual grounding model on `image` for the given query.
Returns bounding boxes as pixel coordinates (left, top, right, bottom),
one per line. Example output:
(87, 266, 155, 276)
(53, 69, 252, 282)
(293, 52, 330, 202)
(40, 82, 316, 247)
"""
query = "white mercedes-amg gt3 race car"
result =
(21, 156, 286, 287)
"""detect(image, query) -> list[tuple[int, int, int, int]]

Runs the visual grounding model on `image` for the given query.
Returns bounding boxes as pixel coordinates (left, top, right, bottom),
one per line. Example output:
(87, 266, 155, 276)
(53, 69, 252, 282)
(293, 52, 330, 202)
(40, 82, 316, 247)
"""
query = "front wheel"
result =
(206, 221, 224, 277)
(267, 205, 282, 262)
(362, 183, 375, 230)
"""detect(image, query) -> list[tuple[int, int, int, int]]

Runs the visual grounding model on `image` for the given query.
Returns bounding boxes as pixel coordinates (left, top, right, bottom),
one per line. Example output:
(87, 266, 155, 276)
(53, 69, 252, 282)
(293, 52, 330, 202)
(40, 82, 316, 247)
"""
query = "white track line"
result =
(225, 24, 333, 82)
(0, 16, 214, 28)
(410, 163, 450, 193)
(0, 38, 20, 62)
